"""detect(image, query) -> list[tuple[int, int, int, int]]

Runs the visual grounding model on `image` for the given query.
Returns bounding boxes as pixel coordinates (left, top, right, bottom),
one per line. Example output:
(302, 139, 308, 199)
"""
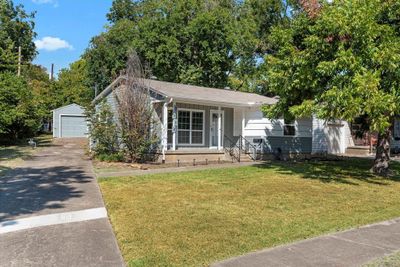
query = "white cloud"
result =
(35, 37, 73, 52)
(32, 0, 59, 7)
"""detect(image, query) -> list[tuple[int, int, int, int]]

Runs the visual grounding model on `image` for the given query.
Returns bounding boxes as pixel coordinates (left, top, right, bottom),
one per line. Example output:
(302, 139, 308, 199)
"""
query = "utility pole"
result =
(50, 63, 54, 81)
(17, 46, 21, 76)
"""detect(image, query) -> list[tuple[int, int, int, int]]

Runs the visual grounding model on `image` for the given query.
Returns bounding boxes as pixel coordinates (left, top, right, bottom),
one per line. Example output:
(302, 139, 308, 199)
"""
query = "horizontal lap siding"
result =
(264, 136, 312, 153)
(312, 118, 353, 154)
(240, 109, 313, 153)
(243, 110, 312, 138)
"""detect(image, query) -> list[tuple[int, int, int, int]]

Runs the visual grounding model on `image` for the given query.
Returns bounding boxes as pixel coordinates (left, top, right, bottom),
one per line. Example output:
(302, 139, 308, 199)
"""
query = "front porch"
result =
(157, 101, 248, 163)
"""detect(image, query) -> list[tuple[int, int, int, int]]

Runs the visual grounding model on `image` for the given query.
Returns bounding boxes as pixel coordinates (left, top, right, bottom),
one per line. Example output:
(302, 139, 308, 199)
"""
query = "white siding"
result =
(312, 117, 328, 153)
(233, 109, 242, 136)
(241, 109, 312, 138)
(311, 118, 353, 154)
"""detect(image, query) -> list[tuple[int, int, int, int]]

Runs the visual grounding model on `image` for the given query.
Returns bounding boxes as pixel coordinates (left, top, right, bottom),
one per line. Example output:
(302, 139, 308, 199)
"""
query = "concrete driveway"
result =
(0, 138, 124, 267)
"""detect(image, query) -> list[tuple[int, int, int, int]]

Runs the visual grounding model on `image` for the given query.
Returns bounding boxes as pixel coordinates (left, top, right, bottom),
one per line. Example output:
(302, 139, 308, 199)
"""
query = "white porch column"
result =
(241, 109, 246, 149)
(172, 102, 177, 151)
(218, 106, 222, 150)
(162, 101, 168, 163)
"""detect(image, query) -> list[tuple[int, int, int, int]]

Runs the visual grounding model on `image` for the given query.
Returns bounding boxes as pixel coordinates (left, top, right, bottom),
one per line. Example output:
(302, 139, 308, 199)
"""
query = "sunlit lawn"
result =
(99, 159, 400, 267)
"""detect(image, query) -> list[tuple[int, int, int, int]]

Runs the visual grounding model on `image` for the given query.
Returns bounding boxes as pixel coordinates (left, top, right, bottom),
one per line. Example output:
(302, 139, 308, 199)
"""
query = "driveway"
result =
(0, 138, 124, 267)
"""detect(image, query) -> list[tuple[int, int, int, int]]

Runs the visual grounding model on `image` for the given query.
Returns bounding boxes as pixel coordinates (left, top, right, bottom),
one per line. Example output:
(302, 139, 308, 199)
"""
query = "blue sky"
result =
(15, 0, 112, 75)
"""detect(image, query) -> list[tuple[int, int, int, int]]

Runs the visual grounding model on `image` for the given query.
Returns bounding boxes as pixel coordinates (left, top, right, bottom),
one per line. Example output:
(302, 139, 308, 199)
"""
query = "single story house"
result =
(52, 103, 88, 138)
(93, 76, 359, 162)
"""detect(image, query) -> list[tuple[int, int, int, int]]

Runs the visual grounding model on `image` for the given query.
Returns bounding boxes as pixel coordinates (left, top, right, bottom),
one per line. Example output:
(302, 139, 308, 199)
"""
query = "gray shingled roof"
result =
(94, 76, 277, 107)
(145, 79, 277, 107)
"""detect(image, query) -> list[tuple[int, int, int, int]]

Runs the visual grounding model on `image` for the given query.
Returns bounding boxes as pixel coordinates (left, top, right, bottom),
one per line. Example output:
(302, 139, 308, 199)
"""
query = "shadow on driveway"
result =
(0, 165, 92, 222)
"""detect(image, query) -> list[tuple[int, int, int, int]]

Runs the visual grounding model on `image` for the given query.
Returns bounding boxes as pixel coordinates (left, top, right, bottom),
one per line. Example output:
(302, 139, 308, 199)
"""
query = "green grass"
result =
(99, 159, 400, 267)
(364, 250, 400, 267)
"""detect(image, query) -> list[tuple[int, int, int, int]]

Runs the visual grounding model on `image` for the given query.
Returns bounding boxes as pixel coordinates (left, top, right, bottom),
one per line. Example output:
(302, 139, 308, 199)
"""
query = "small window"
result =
(283, 119, 296, 136)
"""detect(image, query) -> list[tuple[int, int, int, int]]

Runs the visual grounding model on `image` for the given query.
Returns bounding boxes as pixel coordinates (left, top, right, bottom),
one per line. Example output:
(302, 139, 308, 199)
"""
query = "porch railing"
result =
(239, 135, 261, 161)
(223, 135, 263, 162)
(224, 135, 241, 162)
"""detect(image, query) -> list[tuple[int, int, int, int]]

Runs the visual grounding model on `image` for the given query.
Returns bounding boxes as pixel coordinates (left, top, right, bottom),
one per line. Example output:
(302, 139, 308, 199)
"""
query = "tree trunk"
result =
(372, 128, 391, 176)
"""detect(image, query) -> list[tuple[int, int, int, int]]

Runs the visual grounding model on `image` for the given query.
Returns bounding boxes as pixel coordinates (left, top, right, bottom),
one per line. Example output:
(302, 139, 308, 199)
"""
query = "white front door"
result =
(210, 110, 224, 148)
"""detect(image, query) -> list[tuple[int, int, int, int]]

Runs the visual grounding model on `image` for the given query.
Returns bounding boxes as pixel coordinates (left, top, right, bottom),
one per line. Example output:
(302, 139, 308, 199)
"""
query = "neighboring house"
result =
(52, 103, 88, 138)
(94, 76, 355, 162)
(392, 119, 400, 153)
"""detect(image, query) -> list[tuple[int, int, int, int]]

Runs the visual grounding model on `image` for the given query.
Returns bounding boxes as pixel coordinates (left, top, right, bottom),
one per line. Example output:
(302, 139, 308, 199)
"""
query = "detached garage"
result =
(52, 104, 88, 138)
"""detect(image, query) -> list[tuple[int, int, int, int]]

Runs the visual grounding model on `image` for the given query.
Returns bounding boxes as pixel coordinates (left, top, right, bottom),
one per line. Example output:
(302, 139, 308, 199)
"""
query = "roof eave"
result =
(168, 96, 273, 108)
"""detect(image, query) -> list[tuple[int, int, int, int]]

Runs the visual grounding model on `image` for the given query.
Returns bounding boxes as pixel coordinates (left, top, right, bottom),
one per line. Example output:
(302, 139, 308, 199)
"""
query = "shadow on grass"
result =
(0, 147, 27, 161)
(0, 165, 91, 222)
(255, 158, 400, 186)
(0, 135, 58, 162)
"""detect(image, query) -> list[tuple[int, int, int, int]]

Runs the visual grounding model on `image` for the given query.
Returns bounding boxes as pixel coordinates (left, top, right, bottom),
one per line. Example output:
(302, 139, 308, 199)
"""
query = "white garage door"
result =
(60, 116, 88, 137)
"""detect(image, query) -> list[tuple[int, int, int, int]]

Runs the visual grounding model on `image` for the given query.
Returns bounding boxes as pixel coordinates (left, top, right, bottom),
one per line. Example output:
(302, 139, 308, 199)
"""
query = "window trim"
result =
(175, 108, 205, 146)
(283, 119, 296, 137)
(209, 110, 225, 148)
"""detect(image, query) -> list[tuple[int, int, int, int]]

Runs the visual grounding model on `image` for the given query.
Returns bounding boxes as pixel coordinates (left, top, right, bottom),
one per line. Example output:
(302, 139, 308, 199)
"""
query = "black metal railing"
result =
(224, 135, 241, 162)
(239, 135, 261, 161)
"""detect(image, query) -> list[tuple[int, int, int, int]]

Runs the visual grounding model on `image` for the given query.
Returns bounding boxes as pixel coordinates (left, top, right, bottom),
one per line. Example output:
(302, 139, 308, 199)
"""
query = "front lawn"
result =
(99, 159, 400, 267)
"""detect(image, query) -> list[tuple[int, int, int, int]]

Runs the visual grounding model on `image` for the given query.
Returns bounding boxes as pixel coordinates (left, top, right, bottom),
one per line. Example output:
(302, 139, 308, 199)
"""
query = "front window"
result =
(177, 110, 204, 145)
(283, 119, 296, 136)
(167, 110, 173, 144)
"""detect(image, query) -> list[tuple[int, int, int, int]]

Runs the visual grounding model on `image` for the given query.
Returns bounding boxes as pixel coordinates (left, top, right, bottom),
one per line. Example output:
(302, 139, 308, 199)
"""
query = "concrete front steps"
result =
(345, 146, 371, 156)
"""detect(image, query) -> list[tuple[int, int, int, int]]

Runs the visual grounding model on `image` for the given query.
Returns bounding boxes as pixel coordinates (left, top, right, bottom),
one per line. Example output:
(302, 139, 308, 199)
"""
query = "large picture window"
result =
(177, 110, 204, 145)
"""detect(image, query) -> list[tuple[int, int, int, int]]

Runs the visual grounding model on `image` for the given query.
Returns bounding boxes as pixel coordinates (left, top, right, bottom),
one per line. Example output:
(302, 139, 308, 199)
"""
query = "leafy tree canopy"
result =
(264, 0, 400, 131)
(57, 59, 93, 106)
(0, 0, 37, 72)
(0, 72, 40, 142)
(85, 0, 297, 92)
(263, 0, 400, 174)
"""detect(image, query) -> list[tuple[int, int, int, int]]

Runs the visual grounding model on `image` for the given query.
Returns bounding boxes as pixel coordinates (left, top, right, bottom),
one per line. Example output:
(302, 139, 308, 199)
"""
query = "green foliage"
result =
(86, 0, 294, 92)
(263, 0, 400, 134)
(57, 59, 93, 106)
(96, 152, 124, 162)
(107, 0, 138, 23)
(84, 19, 138, 91)
(86, 101, 120, 158)
(0, 0, 37, 71)
(0, 72, 40, 142)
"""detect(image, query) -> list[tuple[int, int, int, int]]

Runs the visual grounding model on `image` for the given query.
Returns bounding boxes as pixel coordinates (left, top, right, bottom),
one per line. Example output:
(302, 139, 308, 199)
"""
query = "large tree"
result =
(85, 0, 271, 92)
(57, 59, 93, 106)
(0, 72, 40, 142)
(263, 0, 400, 175)
(0, 0, 36, 73)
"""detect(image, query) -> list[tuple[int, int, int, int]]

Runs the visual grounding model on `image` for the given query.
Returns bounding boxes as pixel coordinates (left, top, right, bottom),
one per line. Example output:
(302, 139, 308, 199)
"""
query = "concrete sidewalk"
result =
(212, 217, 400, 267)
